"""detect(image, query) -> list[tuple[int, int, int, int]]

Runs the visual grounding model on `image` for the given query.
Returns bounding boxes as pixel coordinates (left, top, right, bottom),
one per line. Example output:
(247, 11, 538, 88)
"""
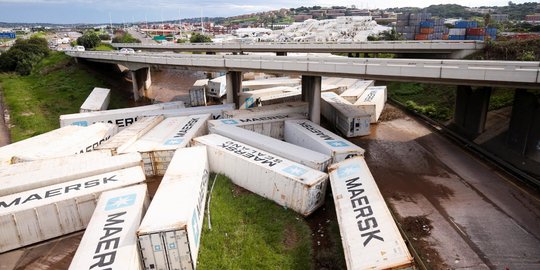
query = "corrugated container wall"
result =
(97, 116, 165, 155)
(137, 147, 209, 270)
(80, 87, 111, 113)
(69, 184, 149, 270)
(328, 157, 414, 269)
(321, 92, 371, 137)
(0, 166, 146, 253)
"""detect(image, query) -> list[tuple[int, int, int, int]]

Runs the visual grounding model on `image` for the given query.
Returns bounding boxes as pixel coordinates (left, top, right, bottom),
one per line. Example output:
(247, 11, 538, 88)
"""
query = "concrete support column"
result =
(130, 67, 152, 101)
(276, 52, 287, 56)
(143, 67, 152, 91)
(226, 71, 242, 109)
(301, 75, 322, 124)
(507, 89, 540, 160)
(453, 85, 492, 137)
(130, 70, 140, 101)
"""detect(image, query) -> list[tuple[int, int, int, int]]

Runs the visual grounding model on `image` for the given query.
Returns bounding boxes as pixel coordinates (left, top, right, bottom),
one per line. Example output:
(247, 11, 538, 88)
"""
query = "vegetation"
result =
(190, 33, 212, 43)
(469, 39, 540, 61)
(93, 43, 115, 51)
(0, 37, 49, 75)
(198, 175, 312, 270)
(0, 52, 129, 141)
(368, 28, 402, 41)
(495, 2, 540, 20)
(76, 31, 101, 49)
(98, 34, 111, 41)
(112, 31, 141, 43)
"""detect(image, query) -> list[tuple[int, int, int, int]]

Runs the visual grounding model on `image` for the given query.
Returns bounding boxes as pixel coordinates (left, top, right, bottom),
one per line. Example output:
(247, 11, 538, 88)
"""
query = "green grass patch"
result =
(93, 44, 115, 51)
(387, 82, 455, 121)
(198, 175, 313, 270)
(0, 52, 129, 141)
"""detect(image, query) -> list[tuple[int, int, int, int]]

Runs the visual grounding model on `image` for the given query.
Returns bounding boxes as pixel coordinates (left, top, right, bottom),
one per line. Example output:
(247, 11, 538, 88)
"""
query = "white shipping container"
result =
(137, 147, 209, 270)
(80, 87, 111, 113)
(259, 89, 302, 106)
(321, 92, 371, 137)
(189, 89, 207, 107)
(0, 123, 118, 165)
(354, 86, 387, 123)
(284, 119, 365, 163)
(224, 101, 308, 119)
(449, 28, 466, 36)
(69, 184, 149, 270)
(60, 101, 185, 129)
(240, 77, 300, 92)
(328, 157, 414, 269)
(339, 80, 375, 103)
(210, 125, 331, 171)
(238, 86, 298, 109)
(98, 116, 165, 155)
(0, 152, 143, 197)
(207, 75, 226, 98)
(194, 134, 328, 216)
(143, 104, 235, 120)
(191, 79, 209, 91)
(208, 113, 306, 140)
(0, 166, 146, 253)
(119, 114, 210, 176)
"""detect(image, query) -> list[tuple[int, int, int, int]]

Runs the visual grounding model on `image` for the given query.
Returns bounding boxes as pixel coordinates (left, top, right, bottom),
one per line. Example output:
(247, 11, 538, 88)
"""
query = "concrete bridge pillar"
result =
(130, 67, 152, 101)
(301, 75, 321, 124)
(453, 85, 492, 138)
(226, 71, 242, 109)
(507, 89, 540, 160)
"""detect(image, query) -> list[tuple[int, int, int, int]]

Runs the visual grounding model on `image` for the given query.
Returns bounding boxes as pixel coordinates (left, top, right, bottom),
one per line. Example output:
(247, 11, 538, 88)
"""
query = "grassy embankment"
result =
(0, 51, 129, 141)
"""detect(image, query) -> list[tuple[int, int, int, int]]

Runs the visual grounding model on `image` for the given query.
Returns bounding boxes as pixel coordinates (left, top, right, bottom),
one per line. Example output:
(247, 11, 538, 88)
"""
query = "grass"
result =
(93, 44, 115, 51)
(198, 174, 313, 270)
(0, 51, 129, 141)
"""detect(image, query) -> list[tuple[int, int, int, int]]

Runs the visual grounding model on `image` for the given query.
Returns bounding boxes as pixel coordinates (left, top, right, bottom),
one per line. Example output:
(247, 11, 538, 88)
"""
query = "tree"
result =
(77, 31, 101, 49)
(190, 33, 212, 43)
(112, 32, 141, 43)
(0, 37, 49, 75)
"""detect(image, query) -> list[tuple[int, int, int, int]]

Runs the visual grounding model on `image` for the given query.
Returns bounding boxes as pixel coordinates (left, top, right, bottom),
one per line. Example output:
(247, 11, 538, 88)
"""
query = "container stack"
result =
(448, 21, 497, 41)
(396, 13, 447, 40)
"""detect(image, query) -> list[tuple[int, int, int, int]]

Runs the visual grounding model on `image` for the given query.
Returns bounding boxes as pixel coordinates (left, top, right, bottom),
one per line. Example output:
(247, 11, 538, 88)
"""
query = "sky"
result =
(0, 0, 534, 24)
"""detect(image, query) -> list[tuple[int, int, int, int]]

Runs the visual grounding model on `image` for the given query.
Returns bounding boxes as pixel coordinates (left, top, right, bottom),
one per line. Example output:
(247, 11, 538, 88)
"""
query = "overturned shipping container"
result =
(69, 184, 149, 270)
(194, 134, 328, 216)
(208, 113, 306, 140)
(119, 114, 210, 176)
(339, 80, 375, 103)
(224, 101, 308, 119)
(354, 86, 387, 123)
(143, 104, 235, 120)
(284, 120, 365, 163)
(328, 157, 414, 269)
(0, 166, 146, 253)
(321, 92, 371, 137)
(137, 147, 209, 270)
(98, 116, 165, 155)
(210, 124, 331, 171)
(80, 87, 111, 113)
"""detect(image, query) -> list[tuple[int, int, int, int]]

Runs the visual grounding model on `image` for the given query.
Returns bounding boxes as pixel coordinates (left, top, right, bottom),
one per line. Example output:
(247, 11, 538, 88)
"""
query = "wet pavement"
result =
(351, 105, 540, 269)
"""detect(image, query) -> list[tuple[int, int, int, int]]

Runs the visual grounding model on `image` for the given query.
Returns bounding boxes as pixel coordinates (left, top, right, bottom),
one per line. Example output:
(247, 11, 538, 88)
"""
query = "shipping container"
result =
(60, 101, 185, 129)
(207, 113, 306, 140)
(415, 34, 428, 40)
(259, 89, 302, 106)
(354, 86, 387, 123)
(328, 157, 414, 269)
(419, 21, 434, 28)
(321, 92, 371, 137)
(69, 184, 149, 270)
(284, 119, 365, 163)
(454, 20, 478, 28)
(0, 166, 146, 253)
(80, 87, 111, 113)
(0, 152, 143, 197)
(448, 35, 465, 40)
(207, 75, 226, 98)
(466, 35, 484, 41)
(194, 134, 328, 216)
(143, 104, 235, 120)
(224, 101, 308, 119)
(191, 79, 208, 92)
(119, 114, 210, 176)
(98, 116, 165, 155)
(210, 124, 331, 171)
(448, 28, 466, 36)
(0, 123, 118, 165)
(339, 80, 375, 103)
(137, 147, 209, 270)
(466, 28, 486, 36)
(189, 88, 207, 107)
(238, 86, 299, 109)
(419, 27, 434, 34)
(240, 77, 300, 92)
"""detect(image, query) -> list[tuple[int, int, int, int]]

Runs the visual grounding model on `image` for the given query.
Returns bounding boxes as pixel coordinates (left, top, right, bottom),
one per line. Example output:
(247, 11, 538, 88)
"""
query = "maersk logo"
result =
(337, 164, 361, 178)
(283, 165, 308, 177)
(154, 245, 161, 251)
(168, 243, 176, 249)
(164, 138, 183, 145)
(326, 140, 349, 147)
(221, 119, 238, 125)
(244, 97, 254, 108)
(73, 121, 89, 127)
(105, 194, 136, 211)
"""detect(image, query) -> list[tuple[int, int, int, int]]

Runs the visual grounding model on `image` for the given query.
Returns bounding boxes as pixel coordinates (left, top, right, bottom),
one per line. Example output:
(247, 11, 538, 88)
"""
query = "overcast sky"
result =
(0, 0, 532, 24)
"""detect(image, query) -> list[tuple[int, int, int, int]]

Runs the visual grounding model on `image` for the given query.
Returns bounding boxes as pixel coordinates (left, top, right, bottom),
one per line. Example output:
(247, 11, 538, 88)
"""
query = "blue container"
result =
(419, 21, 434, 28)
(448, 35, 465, 40)
(486, 28, 497, 36)
(0, 32, 16, 39)
(466, 35, 485, 41)
(455, 21, 478, 28)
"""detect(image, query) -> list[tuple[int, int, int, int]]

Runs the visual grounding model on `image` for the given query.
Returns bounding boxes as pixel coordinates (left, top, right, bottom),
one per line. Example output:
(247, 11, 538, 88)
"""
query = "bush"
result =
(112, 32, 141, 43)
(190, 33, 212, 43)
(77, 31, 101, 49)
(0, 37, 49, 75)
(98, 34, 111, 41)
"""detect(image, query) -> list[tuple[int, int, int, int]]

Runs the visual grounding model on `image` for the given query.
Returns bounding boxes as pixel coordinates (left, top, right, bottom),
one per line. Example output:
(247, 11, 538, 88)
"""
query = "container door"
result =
(164, 230, 193, 270)
(138, 233, 168, 270)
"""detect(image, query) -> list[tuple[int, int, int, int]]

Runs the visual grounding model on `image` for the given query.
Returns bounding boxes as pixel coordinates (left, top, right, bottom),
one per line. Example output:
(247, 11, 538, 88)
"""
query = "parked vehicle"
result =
(119, 48, 135, 54)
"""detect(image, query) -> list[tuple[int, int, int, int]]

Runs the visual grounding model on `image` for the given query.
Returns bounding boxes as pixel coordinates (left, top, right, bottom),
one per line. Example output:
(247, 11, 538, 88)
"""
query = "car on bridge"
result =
(119, 48, 135, 54)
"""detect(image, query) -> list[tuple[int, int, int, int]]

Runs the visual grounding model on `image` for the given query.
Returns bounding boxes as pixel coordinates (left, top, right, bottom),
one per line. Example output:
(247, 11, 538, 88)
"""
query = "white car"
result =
(119, 48, 135, 54)
(73, 45, 85, 51)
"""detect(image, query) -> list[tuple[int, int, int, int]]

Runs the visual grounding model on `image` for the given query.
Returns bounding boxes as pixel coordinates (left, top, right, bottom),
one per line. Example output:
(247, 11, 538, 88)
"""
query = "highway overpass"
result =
(66, 51, 539, 89)
(111, 41, 484, 58)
